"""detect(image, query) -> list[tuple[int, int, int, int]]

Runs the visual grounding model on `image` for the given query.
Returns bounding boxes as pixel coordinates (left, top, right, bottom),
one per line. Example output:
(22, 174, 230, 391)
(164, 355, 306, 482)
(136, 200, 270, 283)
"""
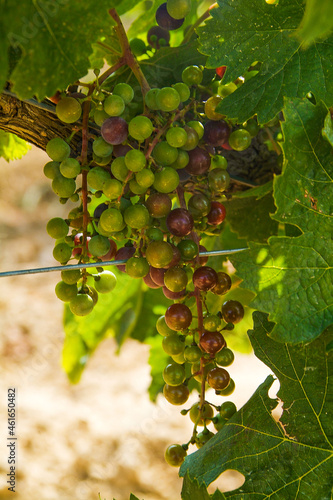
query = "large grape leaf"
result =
(296, 0, 333, 47)
(231, 98, 333, 344)
(2, 0, 126, 100)
(197, 0, 333, 123)
(180, 312, 333, 499)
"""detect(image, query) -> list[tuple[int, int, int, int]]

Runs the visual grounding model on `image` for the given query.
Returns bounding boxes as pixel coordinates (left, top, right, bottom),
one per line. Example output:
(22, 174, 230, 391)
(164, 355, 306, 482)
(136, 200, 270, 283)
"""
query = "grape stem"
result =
(108, 9, 151, 97)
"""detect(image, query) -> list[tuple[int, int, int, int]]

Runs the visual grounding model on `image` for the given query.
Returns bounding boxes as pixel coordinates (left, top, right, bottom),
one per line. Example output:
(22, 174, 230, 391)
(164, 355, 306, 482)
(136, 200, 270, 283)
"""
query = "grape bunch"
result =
(43, 4, 258, 462)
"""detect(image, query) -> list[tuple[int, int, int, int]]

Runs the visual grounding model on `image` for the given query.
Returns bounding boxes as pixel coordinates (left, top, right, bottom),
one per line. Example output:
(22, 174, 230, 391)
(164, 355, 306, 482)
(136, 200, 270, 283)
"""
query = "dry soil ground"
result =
(0, 147, 275, 500)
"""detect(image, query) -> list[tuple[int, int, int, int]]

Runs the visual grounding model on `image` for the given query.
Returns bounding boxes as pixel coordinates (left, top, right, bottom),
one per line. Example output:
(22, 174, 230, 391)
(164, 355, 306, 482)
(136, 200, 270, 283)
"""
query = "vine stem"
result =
(264, 127, 281, 156)
(98, 59, 126, 87)
(108, 8, 151, 97)
(182, 3, 218, 45)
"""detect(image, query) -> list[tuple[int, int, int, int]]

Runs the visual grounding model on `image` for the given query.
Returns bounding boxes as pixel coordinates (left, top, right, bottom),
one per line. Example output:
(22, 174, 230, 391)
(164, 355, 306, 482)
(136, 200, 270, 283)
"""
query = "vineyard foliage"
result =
(0, 0, 332, 498)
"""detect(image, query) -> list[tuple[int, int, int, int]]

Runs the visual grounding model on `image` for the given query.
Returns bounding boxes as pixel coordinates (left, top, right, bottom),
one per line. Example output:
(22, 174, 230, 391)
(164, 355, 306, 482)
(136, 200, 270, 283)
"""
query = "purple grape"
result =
(156, 3, 184, 30)
(203, 120, 230, 146)
(101, 117, 128, 145)
(166, 208, 194, 237)
(185, 147, 211, 175)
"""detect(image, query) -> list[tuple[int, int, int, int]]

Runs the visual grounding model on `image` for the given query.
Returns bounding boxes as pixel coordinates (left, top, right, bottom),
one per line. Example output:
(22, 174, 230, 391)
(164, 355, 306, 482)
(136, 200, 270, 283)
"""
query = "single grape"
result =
(218, 82, 237, 97)
(156, 87, 180, 112)
(43, 161, 60, 179)
(188, 193, 211, 219)
(125, 149, 146, 172)
(222, 300, 244, 324)
(167, 0, 191, 19)
(163, 383, 189, 405)
(115, 246, 135, 272)
(228, 129, 252, 151)
(52, 175, 76, 198)
(61, 269, 81, 285)
(147, 26, 170, 49)
(93, 153, 112, 167)
(182, 65, 203, 86)
(215, 347, 235, 367)
(192, 266, 218, 291)
(166, 127, 188, 148)
(166, 208, 194, 237)
(187, 120, 204, 139)
(162, 334, 186, 357)
(143, 273, 161, 289)
(111, 156, 129, 181)
(101, 117, 128, 145)
(170, 149, 189, 169)
(200, 330, 225, 355)
(163, 287, 186, 300)
(104, 94, 125, 116)
(87, 167, 111, 191)
(204, 96, 223, 120)
(153, 167, 179, 193)
(164, 444, 187, 467)
(56, 96, 82, 123)
(217, 378, 235, 396)
(88, 235, 110, 257)
(212, 271, 232, 295)
(185, 147, 211, 175)
(113, 83, 134, 104)
(55, 281, 77, 302)
(150, 266, 167, 286)
(94, 108, 109, 126)
(153, 141, 178, 166)
(203, 314, 221, 332)
(99, 208, 124, 233)
(103, 178, 123, 199)
(203, 120, 230, 146)
(69, 293, 94, 316)
(172, 82, 190, 102)
(46, 217, 69, 239)
(156, 315, 174, 336)
(46, 138, 70, 162)
(145, 192, 172, 218)
(211, 154, 228, 170)
(92, 137, 113, 159)
(165, 303, 192, 331)
(145, 88, 160, 110)
(60, 158, 81, 178)
(156, 3, 184, 30)
(177, 239, 198, 261)
(93, 271, 117, 293)
(135, 168, 155, 188)
(146, 240, 174, 268)
(163, 363, 186, 385)
(220, 401, 237, 419)
(128, 116, 153, 141)
(124, 204, 150, 229)
(53, 242, 72, 264)
(100, 239, 118, 261)
(207, 201, 226, 226)
(128, 179, 145, 195)
(196, 429, 214, 448)
(129, 38, 147, 56)
(126, 256, 150, 278)
(181, 126, 199, 151)
(207, 367, 230, 390)
(164, 266, 188, 292)
(184, 344, 202, 363)
(189, 402, 214, 426)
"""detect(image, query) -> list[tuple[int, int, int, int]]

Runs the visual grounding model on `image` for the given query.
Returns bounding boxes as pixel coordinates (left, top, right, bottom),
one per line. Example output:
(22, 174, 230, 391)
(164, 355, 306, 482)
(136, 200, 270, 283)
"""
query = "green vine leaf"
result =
(3, 1, 116, 100)
(180, 312, 333, 498)
(0, 130, 30, 161)
(295, 0, 333, 47)
(197, 0, 333, 123)
(231, 98, 333, 343)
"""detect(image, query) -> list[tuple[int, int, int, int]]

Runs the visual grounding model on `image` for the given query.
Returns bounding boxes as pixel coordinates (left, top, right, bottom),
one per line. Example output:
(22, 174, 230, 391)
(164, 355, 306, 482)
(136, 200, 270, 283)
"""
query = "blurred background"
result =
(0, 147, 276, 500)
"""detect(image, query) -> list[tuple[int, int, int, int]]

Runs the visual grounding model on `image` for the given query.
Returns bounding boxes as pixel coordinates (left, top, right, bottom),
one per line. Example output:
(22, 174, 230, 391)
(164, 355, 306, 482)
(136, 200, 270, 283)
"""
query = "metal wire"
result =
(0, 248, 248, 278)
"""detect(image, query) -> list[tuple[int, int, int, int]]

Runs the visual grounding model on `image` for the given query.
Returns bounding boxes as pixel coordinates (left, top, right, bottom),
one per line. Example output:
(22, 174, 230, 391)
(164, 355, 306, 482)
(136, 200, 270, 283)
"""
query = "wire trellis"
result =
(0, 248, 248, 278)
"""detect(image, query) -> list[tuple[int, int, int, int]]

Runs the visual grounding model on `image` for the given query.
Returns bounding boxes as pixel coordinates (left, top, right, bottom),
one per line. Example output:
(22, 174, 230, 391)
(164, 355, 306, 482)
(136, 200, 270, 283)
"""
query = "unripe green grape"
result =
(111, 157, 129, 181)
(211, 154, 228, 169)
(182, 65, 203, 86)
(52, 174, 76, 198)
(88, 235, 110, 257)
(163, 363, 186, 386)
(153, 167, 179, 193)
(94, 271, 117, 293)
(103, 178, 123, 199)
(220, 401, 237, 419)
(43, 161, 60, 179)
(208, 168, 230, 192)
(156, 315, 174, 336)
(124, 204, 150, 229)
(94, 108, 109, 126)
(187, 120, 204, 139)
(93, 153, 112, 166)
(113, 83, 134, 104)
(184, 344, 201, 363)
(146, 240, 173, 268)
(242, 118, 260, 137)
(203, 314, 221, 332)
(163, 383, 189, 405)
(153, 141, 178, 166)
(53, 242, 72, 263)
(215, 347, 234, 367)
(216, 378, 235, 396)
(172, 82, 190, 102)
(146, 226, 163, 241)
(46, 138, 70, 162)
(145, 89, 159, 110)
(164, 266, 188, 292)
(218, 82, 237, 97)
(125, 149, 146, 172)
(69, 293, 95, 316)
(156, 87, 180, 112)
(162, 334, 185, 355)
(189, 402, 214, 426)
(177, 239, 198, 260)
(55, 281, 77, 301)
(171, 352, 186, 364)
(204, 95, 223, 121)
(87, 167, 111, 191)
(228, 129, 252, 151)
(181, 126, 199, 151)
(128, 116, 153, 141)
(99, 208, 124, 232)
(129, 38, 147, 56)
(166, 127, 188, 148)
(104, 94, 125, 116)
(135, 168, 155, 188)
(170, 149, 189, 169)
(126, 256, 149, 278)
(164, 444, 187, 467)
(167, 0, 191, 19)
(56, 97, 82, 123)
(129, 179, 147, 195)
(60, 158, 81, 178)
(46, 217, 69, 239)
(61, 269, 81, 285)
(196, 429, 214, 448)
(92, 136, 113, 157)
